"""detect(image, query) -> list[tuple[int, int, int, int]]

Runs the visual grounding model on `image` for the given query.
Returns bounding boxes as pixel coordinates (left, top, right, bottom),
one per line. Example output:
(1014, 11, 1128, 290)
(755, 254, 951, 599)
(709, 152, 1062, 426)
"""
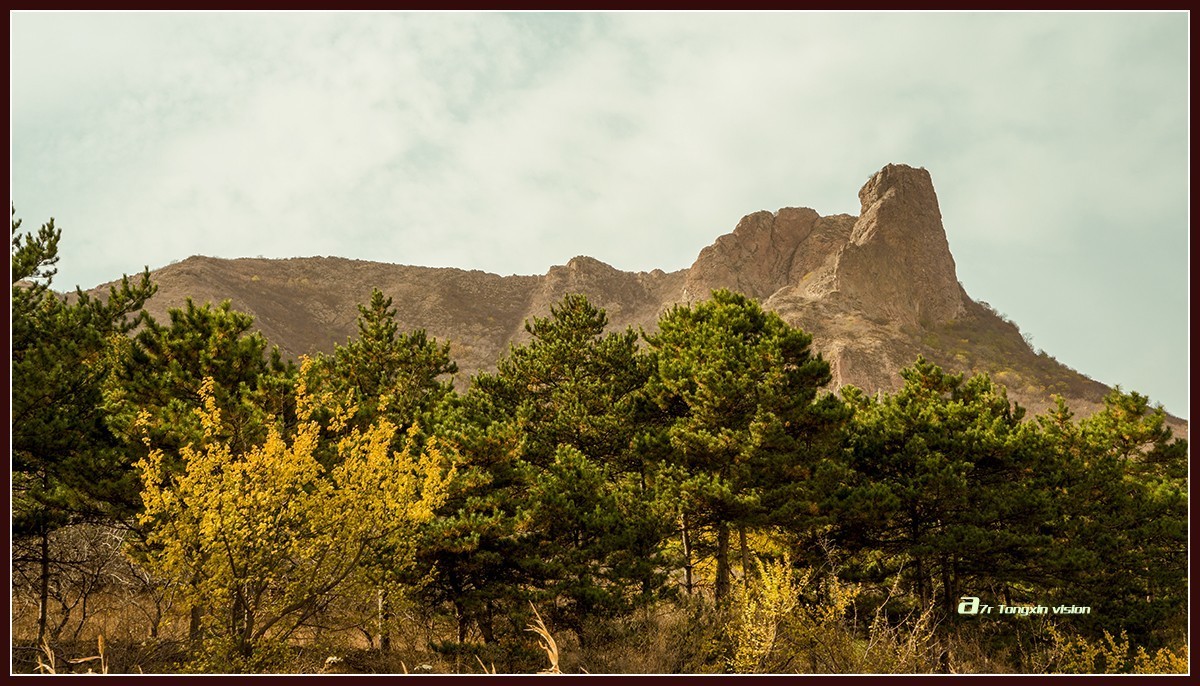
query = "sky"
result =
(9, 11, 1189, 418)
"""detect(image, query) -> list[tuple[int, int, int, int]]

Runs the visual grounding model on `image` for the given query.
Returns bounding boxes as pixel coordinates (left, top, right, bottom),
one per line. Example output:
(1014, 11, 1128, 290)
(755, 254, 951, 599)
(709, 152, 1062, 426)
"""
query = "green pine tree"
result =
(1042, 389, 1187, 642)
(418, 294, 668, 653)
(837, 358, 1101, 625)
(311, 288, 458, 448)
(11, 213, 156, 644)
(643, 289, 843, 602)
(105, 298, 296, 460)
(304, 288, 459, 650)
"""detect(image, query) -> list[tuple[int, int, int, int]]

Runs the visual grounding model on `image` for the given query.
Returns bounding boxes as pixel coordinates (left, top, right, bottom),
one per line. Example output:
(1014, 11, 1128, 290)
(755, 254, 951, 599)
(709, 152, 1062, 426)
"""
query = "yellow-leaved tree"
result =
(135, 360, 453, 670)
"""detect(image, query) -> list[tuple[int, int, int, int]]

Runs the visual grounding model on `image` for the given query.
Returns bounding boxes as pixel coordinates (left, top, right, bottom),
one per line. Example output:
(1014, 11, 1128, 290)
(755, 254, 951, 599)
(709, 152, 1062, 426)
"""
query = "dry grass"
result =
(525, 603, 561, 674)
(36, 634, 109, 675)
(475, 654, 497, 674)
(35, 641, 57, 675)
(13, 580, 1186, 675)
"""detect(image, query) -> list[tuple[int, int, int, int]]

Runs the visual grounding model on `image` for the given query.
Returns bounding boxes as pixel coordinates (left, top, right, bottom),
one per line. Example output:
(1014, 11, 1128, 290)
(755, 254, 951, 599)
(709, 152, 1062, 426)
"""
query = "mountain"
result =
(105, 163, 1186, 435)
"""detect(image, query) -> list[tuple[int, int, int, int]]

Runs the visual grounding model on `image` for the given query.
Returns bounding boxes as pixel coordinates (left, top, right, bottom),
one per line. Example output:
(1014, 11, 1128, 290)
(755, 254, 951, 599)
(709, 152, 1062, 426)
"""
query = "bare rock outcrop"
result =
(684, 207, 815, 302)
(805, 164, 968, 326)
(682, 206, 862, 306)
(515, 255, 685, 344)
(683, 164, 964, 333)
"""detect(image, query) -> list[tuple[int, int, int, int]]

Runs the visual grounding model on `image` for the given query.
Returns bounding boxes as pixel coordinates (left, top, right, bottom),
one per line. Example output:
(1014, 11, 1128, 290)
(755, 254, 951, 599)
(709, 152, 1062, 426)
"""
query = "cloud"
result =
(10, 11, 1188, 416)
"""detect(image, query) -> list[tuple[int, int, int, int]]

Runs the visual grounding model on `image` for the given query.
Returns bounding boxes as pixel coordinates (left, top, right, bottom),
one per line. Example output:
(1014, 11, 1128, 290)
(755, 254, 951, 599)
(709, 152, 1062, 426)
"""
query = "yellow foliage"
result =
(727, 556, 941, 674)
(730, 556, 806, 673)
(1046, 625, 1188, 674)
(134, 363, 453, 663)
(1133, 644, 1188, 674)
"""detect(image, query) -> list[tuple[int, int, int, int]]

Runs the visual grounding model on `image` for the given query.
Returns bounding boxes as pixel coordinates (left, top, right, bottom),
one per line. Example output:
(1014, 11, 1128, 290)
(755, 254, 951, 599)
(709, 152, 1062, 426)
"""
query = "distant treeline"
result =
(11, 215, 1187, 674)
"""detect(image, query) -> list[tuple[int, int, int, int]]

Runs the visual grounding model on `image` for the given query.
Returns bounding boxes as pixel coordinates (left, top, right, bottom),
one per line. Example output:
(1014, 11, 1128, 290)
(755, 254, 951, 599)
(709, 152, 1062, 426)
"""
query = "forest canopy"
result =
(9, 216, 1188, 675)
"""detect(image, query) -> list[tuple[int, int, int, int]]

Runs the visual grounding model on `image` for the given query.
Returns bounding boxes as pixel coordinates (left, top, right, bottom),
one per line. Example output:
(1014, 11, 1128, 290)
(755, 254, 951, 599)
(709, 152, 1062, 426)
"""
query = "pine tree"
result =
(476, 293, 649, 475)
(313, 288, 458, 446)
(1042, 390, 1187, 642)
(418, 294, 668, 648)
(11, 213, 156, 644)
(412, 394, 531, 652)
(521, 444, 670, 640)
(643, 289, 842, 602)
(304, 288, 458, 649)
(105, 298, 296, 459)
(838, 358, 1060, 617)
(484, 295, 667, 634)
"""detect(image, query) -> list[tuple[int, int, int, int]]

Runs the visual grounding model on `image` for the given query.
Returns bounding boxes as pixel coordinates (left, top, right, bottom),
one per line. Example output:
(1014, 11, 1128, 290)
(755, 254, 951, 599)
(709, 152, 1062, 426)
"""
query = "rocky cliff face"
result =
(683, 164, 966, 328)
(676, 164, 972, 399)
(110, 163, 1183, 432)
(829, 164, 968, 326)
(519, 256, 686, 345)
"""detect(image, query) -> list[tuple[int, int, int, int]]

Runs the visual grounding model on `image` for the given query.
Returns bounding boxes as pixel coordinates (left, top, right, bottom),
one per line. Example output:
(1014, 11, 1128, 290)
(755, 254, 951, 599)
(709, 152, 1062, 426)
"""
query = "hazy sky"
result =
(10, 11, 1189, 418)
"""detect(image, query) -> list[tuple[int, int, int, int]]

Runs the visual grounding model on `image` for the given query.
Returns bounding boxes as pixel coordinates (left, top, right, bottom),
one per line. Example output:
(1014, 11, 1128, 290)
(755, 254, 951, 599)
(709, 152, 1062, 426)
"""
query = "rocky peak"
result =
(543, 255, 623, 292)
(681, 162, 964, 323)
(826, 164, 966, 326)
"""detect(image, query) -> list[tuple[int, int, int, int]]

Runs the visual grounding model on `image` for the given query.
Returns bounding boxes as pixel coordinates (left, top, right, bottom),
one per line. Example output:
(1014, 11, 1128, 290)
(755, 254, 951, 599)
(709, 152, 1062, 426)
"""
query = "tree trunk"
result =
(455, 601, 468, 643)
(716, 521, 731, 602)
(189, 605, 202, 642)
(680, 513, 694, 596)
(37, 528, 49, 647)
(915, 555, 928, 608)
(232, 588, 252, 658)
(377, 587, 391, 651)
(150, 603, 161, 640)
(911, 514, 928, 607)
(941, 556, 956, 615)
(188, 569, 204, 642)
(478, 599, 496, 644)
(739, 524, 752, 591)
(454, 602, 467, 675)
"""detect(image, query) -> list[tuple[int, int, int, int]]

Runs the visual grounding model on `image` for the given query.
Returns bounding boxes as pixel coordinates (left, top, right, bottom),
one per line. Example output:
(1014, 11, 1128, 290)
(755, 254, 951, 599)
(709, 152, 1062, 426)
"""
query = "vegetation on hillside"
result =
(918, 298, 1113, 410)
(10, 216, 1188, 674)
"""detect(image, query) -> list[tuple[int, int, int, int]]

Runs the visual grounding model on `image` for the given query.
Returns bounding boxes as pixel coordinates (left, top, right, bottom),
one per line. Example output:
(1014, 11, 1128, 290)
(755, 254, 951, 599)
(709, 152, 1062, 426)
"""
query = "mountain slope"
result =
(107, 163, 1184, 433)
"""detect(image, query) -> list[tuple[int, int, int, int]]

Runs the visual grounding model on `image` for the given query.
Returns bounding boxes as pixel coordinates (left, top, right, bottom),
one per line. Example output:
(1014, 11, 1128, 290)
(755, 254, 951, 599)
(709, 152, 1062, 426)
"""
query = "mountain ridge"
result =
(94, 164, 1186, 435)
